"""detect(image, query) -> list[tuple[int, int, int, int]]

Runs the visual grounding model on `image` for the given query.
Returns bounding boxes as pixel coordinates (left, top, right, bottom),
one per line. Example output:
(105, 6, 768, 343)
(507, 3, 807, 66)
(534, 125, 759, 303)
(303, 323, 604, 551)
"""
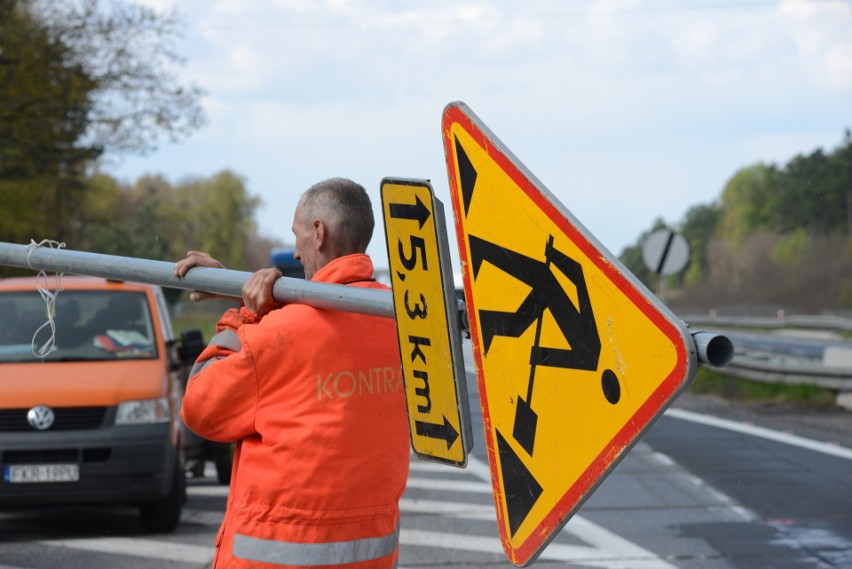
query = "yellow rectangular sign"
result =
(380, 178, 472, 467)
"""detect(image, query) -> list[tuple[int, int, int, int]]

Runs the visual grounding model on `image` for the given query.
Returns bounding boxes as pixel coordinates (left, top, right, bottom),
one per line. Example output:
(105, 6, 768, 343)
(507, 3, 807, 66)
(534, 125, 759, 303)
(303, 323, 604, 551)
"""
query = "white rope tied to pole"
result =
(26, 239, 66, 358)
(0, 241, 395, 318)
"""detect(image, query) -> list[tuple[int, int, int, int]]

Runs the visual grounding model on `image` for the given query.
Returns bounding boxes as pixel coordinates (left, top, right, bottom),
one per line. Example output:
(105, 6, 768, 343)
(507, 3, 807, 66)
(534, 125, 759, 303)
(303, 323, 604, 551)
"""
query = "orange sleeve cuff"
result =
(239, 305, 260, 324)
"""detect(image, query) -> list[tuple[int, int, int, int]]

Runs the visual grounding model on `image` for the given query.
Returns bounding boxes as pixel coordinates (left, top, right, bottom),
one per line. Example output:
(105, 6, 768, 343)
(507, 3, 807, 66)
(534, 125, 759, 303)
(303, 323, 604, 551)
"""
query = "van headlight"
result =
(116, 397, 170, 424)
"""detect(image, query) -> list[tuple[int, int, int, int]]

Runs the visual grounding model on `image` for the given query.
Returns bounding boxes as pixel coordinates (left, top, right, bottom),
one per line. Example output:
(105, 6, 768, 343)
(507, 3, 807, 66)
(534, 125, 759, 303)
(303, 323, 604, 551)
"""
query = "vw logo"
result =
(27, 405, 55, 431)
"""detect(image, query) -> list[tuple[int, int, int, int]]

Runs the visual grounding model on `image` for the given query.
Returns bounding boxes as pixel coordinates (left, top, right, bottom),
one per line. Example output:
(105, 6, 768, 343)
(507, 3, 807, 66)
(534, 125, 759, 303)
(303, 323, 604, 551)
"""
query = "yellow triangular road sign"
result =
(442, 102, 696, 566)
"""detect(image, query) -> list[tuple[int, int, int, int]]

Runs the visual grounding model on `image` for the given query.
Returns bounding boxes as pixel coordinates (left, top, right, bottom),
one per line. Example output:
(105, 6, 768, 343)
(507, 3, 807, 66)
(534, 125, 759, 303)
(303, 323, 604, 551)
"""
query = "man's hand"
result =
(242, 268, 283, 318)
(174, 251, 228, 302)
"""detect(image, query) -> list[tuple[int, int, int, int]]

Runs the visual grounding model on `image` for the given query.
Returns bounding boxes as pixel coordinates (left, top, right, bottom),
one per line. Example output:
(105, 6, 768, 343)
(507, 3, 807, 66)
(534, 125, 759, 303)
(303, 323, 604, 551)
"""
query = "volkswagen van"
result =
(0, 276, 200, 532)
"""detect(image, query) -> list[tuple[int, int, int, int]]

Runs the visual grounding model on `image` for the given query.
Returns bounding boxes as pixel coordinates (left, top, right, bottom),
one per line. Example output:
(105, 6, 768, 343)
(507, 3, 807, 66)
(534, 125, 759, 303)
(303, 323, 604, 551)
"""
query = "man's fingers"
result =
(174, 251, 225, 278)
(173, 251, 229, 301)
(242, 269, 282, 316)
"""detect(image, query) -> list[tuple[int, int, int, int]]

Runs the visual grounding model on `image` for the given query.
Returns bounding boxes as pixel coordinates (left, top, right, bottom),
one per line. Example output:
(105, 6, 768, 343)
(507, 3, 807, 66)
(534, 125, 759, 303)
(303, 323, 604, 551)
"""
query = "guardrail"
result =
(719, 359, 851, 391)
(681, 313, 852, 333)
(680, 314, 852, 397)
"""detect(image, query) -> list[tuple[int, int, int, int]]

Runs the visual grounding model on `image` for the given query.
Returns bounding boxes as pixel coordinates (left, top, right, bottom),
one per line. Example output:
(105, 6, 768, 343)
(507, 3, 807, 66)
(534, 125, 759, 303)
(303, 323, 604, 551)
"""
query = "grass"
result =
(688, 367, 837, 406)
(172, 312, 221, 343)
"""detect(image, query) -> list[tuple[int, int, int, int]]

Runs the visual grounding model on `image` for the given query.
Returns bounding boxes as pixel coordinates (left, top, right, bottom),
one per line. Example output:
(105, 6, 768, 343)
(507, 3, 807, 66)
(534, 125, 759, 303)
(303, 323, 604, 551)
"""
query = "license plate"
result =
(3, 464, 80, 483)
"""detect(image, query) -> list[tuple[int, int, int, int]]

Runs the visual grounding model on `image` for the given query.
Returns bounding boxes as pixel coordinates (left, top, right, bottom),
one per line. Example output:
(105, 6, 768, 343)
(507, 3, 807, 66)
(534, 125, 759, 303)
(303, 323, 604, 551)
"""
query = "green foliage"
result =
(770, 146, 849, 235)
(172, 311, 221, 343)
(0, 0, 204, 269)
(177, 171, 261, 269)
(838, 279, 852, 309)
(689, 368, 836, 406)
(770, 228, 809, 267)
(27, 0, 205, 154)
(70, 170, 267, 270)
(0, 0, 100, 244)
(620, 129, 852, 311)
(719, 131, 852, 241)
(681, 202, 721, 285)
(719, 164, 774, 244)
(0, 0, 275, 279)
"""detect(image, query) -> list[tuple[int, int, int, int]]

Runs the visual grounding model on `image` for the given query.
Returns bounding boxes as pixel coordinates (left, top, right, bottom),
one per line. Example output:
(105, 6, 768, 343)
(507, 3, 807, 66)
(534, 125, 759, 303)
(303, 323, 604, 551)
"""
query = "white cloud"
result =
(824, 43, 852, 90)
(113, 0, 852, 261)
(208, 0, 254, 17)
(778, 0, 852, 90)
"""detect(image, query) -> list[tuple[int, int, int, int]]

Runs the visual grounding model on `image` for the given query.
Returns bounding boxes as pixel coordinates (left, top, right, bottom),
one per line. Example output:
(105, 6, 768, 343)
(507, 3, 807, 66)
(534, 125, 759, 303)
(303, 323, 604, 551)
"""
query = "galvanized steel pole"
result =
(0, 242, 733, 368)
(0, 242, 394, 319)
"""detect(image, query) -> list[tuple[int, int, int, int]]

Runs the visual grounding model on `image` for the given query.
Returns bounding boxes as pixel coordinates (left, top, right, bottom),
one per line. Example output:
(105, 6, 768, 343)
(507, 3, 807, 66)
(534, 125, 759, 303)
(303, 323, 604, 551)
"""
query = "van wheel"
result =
(214, 445, 233, 485)
(139, 458, 186, 533)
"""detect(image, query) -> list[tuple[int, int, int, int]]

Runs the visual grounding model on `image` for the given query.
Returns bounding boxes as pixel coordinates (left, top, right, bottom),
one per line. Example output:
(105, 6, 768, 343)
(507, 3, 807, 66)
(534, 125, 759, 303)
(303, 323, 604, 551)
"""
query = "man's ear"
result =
(313, 219, 327, 250)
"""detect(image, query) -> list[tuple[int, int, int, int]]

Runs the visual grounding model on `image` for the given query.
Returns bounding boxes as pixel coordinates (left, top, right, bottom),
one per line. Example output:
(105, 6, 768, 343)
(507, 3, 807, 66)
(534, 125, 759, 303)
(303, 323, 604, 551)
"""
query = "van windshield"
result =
(0, 290, 158, 363)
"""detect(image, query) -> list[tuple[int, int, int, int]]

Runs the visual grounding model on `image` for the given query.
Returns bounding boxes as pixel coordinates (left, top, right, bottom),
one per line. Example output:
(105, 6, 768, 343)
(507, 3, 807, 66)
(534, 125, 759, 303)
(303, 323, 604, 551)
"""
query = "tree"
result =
(0, 0, 204, 266)
(680, 202, 721, 285)
(177, 171, 261, 270)
(718, 164, 773, 245)
(771, 140, 851, 236)
(631, 129, 852, 312)
(71, 170, 274, 273)
(27, 0, 205, 154)
(0, 0, 100, 246)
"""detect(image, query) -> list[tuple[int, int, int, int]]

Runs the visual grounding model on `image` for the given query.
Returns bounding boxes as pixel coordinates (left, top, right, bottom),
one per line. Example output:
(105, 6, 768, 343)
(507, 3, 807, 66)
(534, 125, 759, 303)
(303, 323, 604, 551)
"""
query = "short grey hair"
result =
(299, 178, 375, 254)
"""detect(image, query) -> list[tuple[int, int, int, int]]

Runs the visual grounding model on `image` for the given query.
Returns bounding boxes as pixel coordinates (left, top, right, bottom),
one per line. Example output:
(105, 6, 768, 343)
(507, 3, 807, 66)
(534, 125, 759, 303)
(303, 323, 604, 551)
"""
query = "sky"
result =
(112, 0, 852, 272)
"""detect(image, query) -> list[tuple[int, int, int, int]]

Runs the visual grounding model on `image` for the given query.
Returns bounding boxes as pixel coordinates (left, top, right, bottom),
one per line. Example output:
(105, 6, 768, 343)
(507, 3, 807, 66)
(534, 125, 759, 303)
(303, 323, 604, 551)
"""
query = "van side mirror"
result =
(177, 328, 205, 365)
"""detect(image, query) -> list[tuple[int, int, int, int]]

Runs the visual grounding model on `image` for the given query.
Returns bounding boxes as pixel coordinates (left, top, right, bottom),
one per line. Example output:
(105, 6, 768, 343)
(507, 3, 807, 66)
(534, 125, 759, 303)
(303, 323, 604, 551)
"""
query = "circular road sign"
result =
(642, 230, 689, 276)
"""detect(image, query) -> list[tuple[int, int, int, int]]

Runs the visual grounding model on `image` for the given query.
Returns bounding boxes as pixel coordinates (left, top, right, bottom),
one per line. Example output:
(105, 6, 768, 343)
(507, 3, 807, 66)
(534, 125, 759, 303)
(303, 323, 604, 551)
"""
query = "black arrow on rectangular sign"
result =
(389, 195, 432, 229)
(414, 416, 459, 449)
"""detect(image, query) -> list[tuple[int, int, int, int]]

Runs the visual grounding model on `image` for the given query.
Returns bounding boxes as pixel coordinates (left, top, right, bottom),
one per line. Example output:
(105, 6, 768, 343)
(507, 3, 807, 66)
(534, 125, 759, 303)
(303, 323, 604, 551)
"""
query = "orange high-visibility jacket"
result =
(181, 254, 410, 569)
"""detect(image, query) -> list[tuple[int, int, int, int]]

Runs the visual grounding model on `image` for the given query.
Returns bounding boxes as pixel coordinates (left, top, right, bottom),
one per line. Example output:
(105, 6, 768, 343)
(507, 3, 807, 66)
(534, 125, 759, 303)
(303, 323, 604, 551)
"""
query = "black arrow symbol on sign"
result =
(389, 195, 431, 229)
(415, 416, 459, 449)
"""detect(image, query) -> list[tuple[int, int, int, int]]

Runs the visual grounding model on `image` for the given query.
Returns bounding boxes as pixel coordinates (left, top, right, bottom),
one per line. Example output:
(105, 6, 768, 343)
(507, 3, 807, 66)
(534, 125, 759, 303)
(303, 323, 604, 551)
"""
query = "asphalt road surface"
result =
(1, 375, 850, 568)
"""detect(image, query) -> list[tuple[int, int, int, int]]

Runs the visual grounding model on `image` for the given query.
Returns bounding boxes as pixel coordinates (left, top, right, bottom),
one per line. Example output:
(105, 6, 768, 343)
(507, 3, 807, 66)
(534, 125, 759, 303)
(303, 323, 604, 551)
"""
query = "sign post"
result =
(380, 178, 472, 467)
(442, 102, 700, 565)
(0, 242, 393, 318)
(642, 229, 690, 304)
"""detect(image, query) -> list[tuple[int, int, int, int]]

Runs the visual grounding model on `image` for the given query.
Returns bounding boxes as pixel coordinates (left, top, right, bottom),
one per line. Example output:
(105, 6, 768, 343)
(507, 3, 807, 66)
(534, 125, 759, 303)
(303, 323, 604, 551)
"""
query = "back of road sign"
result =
(380, 178, 472, 467)
(642, 229, 689, 276)
(442, 102, 696, 565)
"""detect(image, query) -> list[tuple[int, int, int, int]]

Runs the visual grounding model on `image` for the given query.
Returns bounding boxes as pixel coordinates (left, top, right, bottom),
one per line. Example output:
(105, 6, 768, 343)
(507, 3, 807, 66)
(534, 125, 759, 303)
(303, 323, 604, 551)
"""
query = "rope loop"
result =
(26, 239, 67, 358)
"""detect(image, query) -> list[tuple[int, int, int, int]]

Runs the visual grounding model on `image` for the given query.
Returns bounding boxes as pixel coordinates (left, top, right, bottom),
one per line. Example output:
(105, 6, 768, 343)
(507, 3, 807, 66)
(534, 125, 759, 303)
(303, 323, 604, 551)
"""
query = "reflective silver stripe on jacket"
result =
(232, 524, 399, 566)
(188, 328, 241, 378)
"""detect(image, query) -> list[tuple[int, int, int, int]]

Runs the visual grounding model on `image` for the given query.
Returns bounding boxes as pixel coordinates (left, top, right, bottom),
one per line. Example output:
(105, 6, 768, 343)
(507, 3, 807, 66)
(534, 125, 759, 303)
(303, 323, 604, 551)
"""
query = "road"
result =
(642, 399, 852, 569)
(2, 368, 851, 568)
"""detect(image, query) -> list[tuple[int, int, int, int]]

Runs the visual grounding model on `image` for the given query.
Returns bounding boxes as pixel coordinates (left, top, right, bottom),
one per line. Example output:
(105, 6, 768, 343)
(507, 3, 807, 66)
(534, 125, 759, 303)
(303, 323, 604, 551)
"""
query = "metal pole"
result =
(0, 242, 394, 319)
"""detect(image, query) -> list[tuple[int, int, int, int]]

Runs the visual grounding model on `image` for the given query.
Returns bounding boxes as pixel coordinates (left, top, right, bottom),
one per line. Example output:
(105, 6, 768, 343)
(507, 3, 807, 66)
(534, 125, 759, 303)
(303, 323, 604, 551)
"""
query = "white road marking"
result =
(38, 537, 213, 565)
(401, 526, 679, 568)
(188, 485, 230, 497)
(407, 460, 459, 473)
(665, 408, 852, 460)
(27, 419, 759, 569)
(405, 477, 492, 494)
(403, 453, 680, 569)
(401, 497, 494, 519)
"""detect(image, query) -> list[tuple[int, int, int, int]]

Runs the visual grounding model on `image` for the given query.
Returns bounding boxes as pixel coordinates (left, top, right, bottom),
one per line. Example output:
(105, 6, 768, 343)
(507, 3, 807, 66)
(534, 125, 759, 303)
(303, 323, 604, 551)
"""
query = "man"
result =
(175, 178, 409, 568)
